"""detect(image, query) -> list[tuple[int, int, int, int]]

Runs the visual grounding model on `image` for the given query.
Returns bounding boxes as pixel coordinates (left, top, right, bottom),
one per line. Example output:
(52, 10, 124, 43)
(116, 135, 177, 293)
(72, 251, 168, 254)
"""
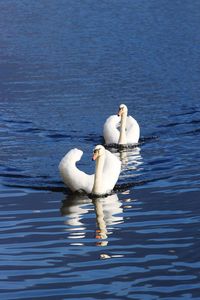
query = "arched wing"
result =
(126, 116, 140, 144)
(103, 115, 120, 144)
(59, 148, 94, 193)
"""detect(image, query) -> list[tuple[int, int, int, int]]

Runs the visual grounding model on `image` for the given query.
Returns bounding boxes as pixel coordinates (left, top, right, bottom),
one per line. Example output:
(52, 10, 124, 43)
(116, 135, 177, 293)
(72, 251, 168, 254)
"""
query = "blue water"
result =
(0, 0, 200, 299)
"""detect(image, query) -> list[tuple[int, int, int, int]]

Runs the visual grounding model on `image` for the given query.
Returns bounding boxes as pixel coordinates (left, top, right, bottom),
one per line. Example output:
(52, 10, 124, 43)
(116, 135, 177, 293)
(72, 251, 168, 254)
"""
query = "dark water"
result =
(0, 0, 200, 299)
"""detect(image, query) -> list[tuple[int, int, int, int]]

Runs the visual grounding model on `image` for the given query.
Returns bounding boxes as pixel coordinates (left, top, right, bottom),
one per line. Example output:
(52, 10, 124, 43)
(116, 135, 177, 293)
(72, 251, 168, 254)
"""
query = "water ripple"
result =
(1, 0, 200, 298)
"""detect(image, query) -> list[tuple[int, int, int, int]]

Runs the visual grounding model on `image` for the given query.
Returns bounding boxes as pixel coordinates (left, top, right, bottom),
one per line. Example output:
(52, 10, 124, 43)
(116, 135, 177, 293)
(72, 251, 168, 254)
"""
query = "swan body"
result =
(103, 104, 140, 145)
(59, 145, 121, 195)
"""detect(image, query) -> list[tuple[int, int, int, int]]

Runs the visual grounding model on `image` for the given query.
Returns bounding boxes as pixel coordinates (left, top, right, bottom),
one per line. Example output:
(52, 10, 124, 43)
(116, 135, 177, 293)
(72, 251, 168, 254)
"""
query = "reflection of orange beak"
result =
(92, 152, 98, 161)
(96, 229, 101, 239)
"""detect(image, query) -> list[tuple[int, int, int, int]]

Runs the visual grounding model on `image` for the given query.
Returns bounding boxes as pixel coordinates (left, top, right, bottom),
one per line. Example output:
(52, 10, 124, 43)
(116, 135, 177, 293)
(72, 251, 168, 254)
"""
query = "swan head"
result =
(118, 104, 128, 116)
(92, 145, 105, 161)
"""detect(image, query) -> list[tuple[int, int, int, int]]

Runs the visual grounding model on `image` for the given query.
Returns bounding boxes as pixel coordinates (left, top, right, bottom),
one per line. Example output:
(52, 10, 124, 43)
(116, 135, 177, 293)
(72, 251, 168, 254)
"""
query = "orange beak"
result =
(92, 152, 98, 161)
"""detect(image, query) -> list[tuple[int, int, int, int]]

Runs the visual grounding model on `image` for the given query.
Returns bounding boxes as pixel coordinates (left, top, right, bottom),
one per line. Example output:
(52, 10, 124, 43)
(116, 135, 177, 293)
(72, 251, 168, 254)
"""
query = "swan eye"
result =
(93, 148, 100, 154)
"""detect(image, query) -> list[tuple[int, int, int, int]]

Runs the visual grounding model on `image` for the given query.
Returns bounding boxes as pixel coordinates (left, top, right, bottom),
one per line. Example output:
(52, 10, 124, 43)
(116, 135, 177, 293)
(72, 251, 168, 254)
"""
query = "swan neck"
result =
(118, 112, 127, 144)
(92, 154, 105, 195)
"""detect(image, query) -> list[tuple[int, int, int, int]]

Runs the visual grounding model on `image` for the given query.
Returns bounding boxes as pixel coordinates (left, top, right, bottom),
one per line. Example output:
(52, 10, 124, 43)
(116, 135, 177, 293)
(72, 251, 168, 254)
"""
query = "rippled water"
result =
(1, 0, 200, 299)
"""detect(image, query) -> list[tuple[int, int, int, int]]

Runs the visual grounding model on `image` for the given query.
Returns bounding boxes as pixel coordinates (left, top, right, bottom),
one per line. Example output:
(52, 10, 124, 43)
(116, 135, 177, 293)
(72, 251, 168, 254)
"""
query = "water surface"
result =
(0, 0, 200, 299)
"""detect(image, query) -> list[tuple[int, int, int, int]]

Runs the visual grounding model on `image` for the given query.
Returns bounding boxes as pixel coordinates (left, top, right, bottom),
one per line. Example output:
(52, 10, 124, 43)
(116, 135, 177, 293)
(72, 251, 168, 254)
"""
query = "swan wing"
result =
(102, 150, 121, 193)
(103, 115, 120, 144)
(59, 148, 94, 193)
(126, 116, 140, 144)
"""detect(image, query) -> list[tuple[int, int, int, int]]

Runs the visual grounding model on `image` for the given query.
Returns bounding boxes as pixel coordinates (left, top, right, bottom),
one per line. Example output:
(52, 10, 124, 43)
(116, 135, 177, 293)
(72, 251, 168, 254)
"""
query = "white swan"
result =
(59, 145, 121, 195)
(103, 104, 140, 145)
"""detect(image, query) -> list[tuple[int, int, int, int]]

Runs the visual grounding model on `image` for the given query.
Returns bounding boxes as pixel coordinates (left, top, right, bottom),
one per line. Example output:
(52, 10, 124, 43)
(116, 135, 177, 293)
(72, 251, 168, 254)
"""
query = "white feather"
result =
(103, 115, 120, 144)
(126, 116, 140, 144)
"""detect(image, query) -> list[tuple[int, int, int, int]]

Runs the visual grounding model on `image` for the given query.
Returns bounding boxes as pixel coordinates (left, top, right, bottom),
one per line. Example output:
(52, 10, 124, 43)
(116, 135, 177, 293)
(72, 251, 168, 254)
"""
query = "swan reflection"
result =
(61, 193, 123, 246)
(94, 194, 123, 246)
(117, 147, 143, 185)
(61, 193, 92, 227)
(107, 145, 143, 170)
(119, 146, 142, 168)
